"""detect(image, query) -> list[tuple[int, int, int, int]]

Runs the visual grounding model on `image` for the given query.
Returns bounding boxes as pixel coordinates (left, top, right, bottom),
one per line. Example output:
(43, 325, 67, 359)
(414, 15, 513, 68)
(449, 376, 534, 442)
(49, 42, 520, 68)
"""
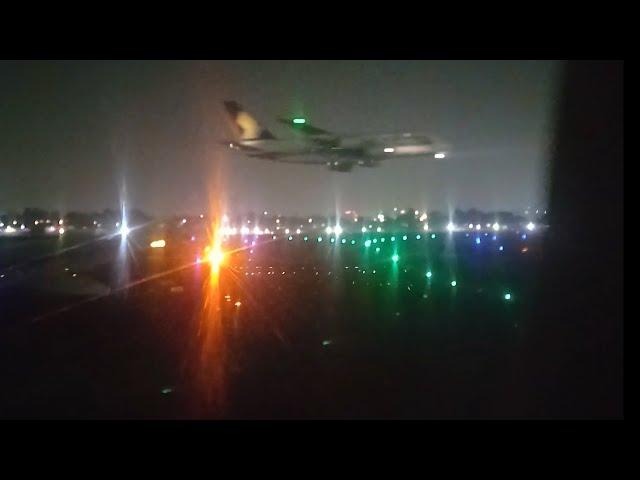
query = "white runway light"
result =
(434, 152, 446, 159)
(383, 147, 395, 153)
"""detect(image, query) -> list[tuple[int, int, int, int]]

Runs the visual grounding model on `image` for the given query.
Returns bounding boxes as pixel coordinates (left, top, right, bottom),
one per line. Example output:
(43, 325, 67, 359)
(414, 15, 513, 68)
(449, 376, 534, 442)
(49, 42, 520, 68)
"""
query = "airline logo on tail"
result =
(224, 101, 275, 141)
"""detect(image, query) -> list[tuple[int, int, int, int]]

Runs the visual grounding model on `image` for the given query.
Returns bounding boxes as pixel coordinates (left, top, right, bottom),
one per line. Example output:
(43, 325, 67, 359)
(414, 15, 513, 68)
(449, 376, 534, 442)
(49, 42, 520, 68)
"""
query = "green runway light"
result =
(351, 239, 356, 245)
(341, 238, 346, 244)
(402, 235, 408, 241)
(391, 236, 396, 242)
(416, 234, 421, 240)
(317, 236, 323, 242)
(450, 280, 457, 287)
(431, 233, 436, 239)
(364, 239, 372, 247)
(504, 293, 512, 300)
(372, 238, 377, 244)
(330, 237, 335, 243)
(375, 247, 380, 253)
(293, 118, 306, 124)
(304, 236, 308, 241)
(426, 271, 432, 278)
(381, 237, 386, 242)
(288, 235, 293, 241)
(392, 254, 400, 262)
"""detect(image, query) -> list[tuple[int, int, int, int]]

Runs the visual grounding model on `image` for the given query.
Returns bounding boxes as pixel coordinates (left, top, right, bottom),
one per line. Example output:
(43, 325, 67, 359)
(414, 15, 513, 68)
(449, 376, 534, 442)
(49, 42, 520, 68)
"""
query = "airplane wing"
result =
(276, 118, 341, 147)
(247, 152, 329, 165)
(277, 118, 332, 136)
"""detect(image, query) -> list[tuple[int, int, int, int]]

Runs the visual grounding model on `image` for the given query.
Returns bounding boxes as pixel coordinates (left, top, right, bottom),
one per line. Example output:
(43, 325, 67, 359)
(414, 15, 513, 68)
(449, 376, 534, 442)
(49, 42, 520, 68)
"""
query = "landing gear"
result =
(327, 160, 355, 172)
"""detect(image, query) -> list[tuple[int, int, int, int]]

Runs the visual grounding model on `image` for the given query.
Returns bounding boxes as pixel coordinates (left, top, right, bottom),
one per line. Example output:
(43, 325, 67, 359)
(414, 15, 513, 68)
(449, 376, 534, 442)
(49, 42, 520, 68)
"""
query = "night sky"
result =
(0, 60, 559, 216)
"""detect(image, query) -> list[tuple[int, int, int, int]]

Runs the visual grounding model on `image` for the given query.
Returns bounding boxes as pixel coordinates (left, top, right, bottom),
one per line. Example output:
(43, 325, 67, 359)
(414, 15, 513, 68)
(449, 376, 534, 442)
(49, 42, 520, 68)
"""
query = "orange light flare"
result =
(187, 190, 234, 417)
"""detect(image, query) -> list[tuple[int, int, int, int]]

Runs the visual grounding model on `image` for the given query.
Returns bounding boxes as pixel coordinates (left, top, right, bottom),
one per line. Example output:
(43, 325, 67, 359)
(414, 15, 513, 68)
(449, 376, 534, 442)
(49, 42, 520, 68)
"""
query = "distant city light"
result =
(526, 222, 536, 231)
(308, 218, 313, 223)
(334, 225, 343, 236)
(296, 228, 301, 234)
(364, 239, 372, 247)
(499, 245, 504, 251)
(325, 226, 333, 235)
(361, 226, 367, 233)
(492, 222, 500, 231)
(58, 227, 65, 235)
(376, 226, 382, 233)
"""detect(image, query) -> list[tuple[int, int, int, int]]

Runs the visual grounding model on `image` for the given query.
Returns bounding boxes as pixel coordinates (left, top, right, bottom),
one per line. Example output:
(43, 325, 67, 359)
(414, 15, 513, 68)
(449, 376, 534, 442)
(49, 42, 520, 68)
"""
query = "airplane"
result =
(222, 101, 449, 172)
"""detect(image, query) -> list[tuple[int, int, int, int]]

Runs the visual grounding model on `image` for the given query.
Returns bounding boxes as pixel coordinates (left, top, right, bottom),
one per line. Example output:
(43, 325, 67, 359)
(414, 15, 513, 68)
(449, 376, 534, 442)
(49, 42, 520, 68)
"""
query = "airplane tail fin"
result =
(223, 101, 276, 141)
